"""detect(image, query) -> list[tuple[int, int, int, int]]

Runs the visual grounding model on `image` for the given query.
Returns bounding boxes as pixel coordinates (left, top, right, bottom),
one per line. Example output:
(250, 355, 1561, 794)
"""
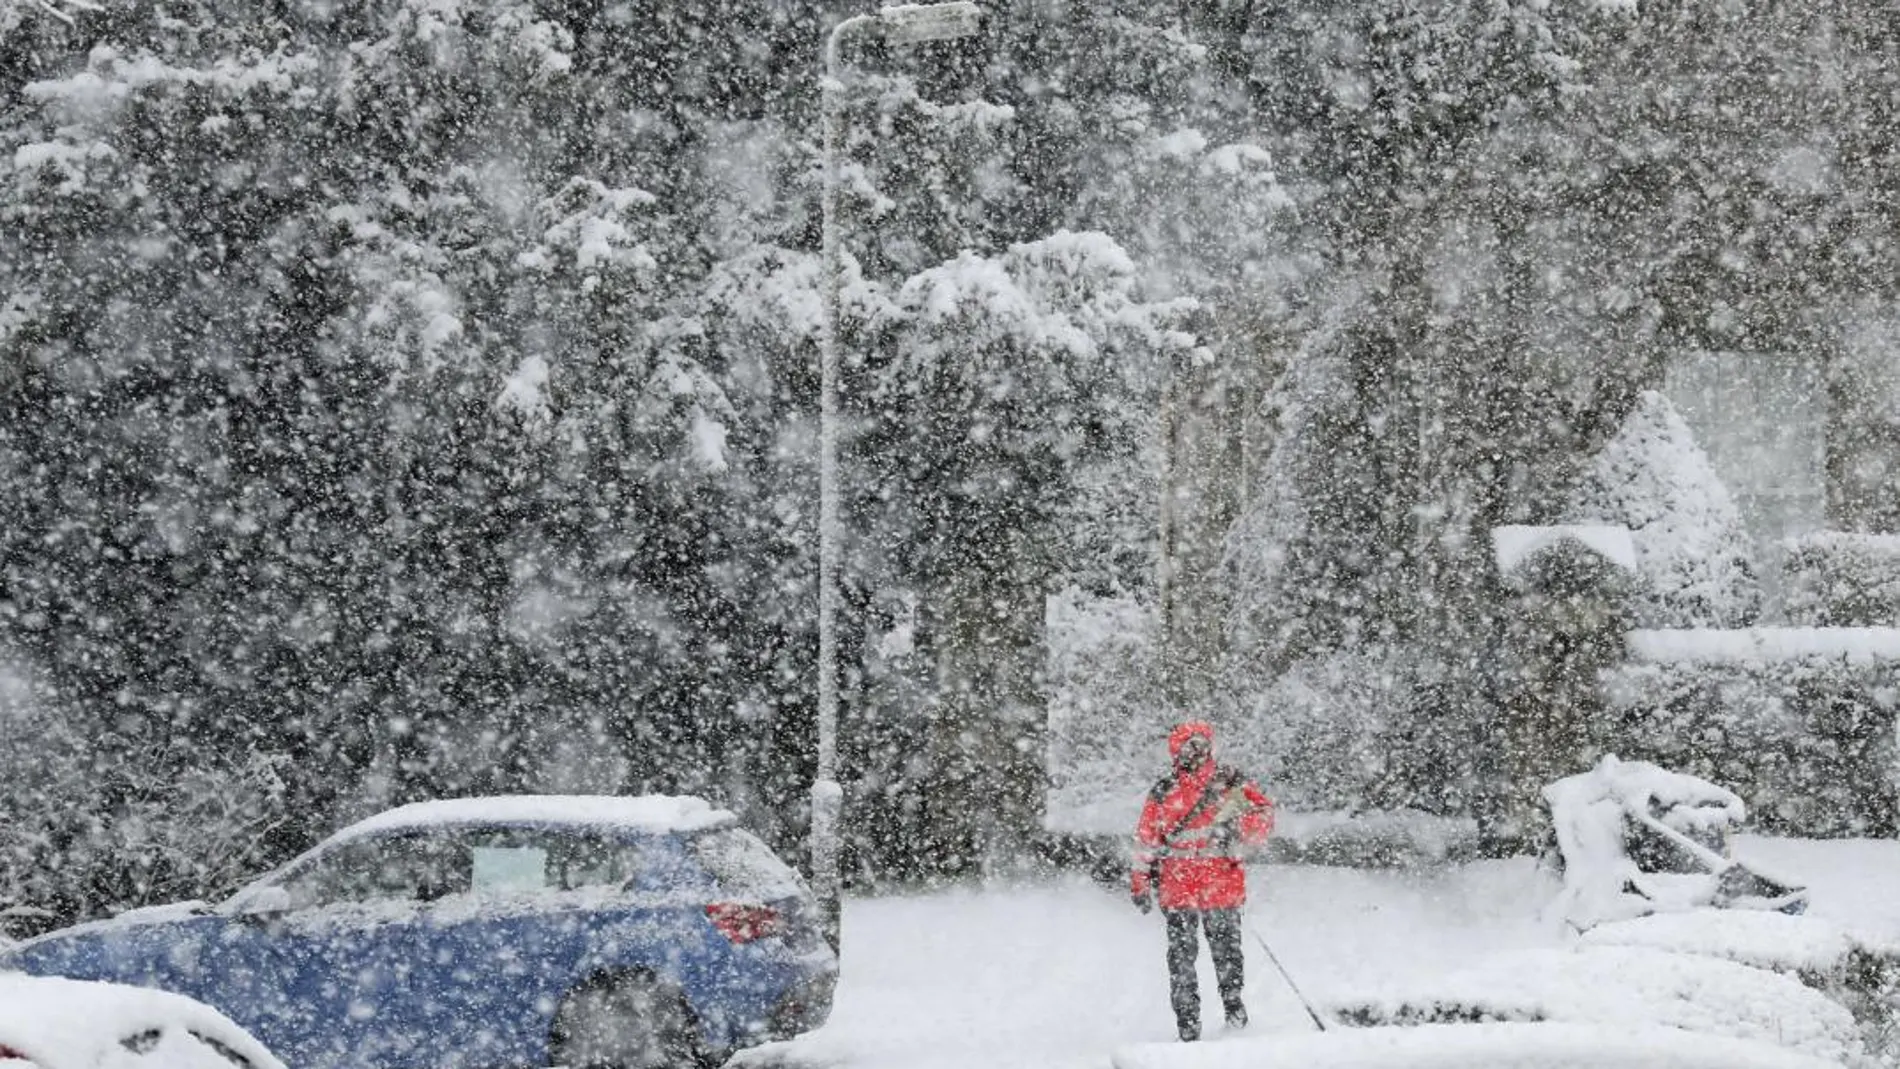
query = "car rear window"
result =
(688, 829, 804, 899)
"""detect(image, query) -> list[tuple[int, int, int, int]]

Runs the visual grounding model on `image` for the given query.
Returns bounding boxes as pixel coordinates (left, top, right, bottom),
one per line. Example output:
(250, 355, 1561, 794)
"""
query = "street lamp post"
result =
(815, 0, 983, 951)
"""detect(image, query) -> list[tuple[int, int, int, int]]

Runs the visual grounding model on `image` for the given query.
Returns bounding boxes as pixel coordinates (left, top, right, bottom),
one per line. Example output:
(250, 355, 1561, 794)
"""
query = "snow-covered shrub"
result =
(1584, 910, 1900, 1068)
(1563, 390, 1762, 628)
(1783, 533, 1900, 626)
(1582, 909, 1859, 977)
(1335, 945, 1864, 1066)
(1221, 644, 1440, 815)
(1044, 600, 1445, 838)
(1601, 631, 1900, 837)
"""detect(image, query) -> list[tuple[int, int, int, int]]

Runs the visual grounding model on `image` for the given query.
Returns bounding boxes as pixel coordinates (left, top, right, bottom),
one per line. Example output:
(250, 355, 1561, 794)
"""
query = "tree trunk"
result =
(928, 522, 1050, 875)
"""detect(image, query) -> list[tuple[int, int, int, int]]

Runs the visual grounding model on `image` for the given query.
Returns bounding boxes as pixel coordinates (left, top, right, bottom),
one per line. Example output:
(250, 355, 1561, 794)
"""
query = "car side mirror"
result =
(234, 886, 293, 923)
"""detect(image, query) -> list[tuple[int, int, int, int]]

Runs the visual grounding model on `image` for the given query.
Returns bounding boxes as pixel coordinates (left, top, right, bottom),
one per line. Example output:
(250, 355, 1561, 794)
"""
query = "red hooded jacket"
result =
(1130, 721, 1274, 911)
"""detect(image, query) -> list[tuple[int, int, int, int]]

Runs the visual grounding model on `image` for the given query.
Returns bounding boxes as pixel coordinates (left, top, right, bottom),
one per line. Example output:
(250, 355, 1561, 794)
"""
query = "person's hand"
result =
(1131, 889, 1153, 914)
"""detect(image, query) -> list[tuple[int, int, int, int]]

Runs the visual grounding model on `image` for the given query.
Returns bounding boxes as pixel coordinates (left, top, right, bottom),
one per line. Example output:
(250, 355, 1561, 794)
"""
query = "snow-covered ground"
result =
(738, 836, 1900, 1069)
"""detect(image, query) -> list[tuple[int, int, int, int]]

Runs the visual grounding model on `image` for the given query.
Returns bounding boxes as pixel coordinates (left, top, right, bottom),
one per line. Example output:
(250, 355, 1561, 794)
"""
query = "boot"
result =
(1224, 1001, 1248, 1030)
(1177, 1018, 1200, 1042)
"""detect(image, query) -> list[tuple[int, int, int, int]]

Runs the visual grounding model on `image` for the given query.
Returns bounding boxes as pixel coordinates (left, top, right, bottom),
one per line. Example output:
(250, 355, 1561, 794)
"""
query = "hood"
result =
(0, 973, 288, 1069)
(1168, 720, 1214, 757)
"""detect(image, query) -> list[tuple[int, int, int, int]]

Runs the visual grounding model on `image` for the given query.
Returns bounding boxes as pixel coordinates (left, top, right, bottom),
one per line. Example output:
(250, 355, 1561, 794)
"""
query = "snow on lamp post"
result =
(816, 0, 982, 952)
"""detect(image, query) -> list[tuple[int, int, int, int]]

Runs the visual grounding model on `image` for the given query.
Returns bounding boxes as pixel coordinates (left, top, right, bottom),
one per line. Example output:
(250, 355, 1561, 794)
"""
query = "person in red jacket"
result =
(1130, 720, 1274, 1041)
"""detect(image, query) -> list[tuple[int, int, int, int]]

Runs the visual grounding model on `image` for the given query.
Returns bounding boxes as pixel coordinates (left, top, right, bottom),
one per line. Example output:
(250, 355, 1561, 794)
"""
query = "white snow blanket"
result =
(1581, 909, 1859, 976)
(1494, 525, 1638, 575)
(1111, 1022, 1842, 1069)
(1628, 627, 1900, 664)
(1337, 945, 1861, 1065)
(734, 836, 1900, 1069)
(0, 973, 286, 1069)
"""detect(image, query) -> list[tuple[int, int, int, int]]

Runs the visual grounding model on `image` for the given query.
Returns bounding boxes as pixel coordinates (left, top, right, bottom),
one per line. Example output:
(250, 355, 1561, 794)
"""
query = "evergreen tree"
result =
(0, 0, 814, 912)
(1563, 390, 1760, 628)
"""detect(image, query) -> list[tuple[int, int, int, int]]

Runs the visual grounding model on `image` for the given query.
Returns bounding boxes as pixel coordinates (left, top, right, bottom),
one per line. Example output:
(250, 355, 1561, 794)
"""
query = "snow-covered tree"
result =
(0, 0, 821, 910)
(1563, 390, 1761, 628)
(1221, 319, 1393, 679)
(852, 230, 1199, 873)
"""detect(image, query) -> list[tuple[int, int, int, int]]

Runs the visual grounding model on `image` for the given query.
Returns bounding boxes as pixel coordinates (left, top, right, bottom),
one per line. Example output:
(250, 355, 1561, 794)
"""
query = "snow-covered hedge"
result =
(1223, 646, 1406, 812)
(1582, 909, 1861, 980)
(1582, 910, 1900, 1066)
(1215, 642, 1490, 820)
(1115, 1024, 1846, 1069)
(1782, 532, 1900, 626)
(1332, 945, 1864, 1066)
(1601, 630, 1900, 837)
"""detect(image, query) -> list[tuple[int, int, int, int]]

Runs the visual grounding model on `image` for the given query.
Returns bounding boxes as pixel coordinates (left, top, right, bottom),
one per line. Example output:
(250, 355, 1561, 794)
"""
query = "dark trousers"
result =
(1164, 907, 1245, 1034)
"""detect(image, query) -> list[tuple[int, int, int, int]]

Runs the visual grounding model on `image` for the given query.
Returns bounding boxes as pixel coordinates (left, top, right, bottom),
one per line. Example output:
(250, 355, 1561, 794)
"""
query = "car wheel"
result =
(551, 975, 704, 1069)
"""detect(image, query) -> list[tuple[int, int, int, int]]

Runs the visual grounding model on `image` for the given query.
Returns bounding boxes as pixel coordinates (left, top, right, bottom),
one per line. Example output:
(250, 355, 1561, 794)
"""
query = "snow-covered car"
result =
(1, 795, 837, 1069)
(1327, 944, 1862, 1065)
(0, 973, 286, 1069)
(1110, 1022, 1842, 1069)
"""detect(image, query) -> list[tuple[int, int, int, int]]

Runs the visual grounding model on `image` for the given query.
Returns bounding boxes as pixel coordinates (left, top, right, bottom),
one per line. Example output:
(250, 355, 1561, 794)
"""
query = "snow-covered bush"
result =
(1334, 945, 1864, 1066)
(1584, 910, 1900, 1068)
(1583, 909, 1859, 977)
(1563, 390, 1761, 628)
(1223, 646, 1408, 813)
(1219, 642, 1496, 828)
(1046, 616, 1456, 844)
(1601, 631, 1900, 837)
(1783, 533, 1900, 626)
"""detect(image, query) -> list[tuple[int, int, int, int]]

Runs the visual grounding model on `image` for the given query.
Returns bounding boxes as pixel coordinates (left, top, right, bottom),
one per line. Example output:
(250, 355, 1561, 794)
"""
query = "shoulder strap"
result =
(1157, 770, 1233, 843)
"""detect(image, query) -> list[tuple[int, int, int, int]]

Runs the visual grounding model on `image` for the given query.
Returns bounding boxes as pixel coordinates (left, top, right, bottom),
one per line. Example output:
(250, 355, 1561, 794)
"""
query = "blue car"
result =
(0, 795, 837, 1069)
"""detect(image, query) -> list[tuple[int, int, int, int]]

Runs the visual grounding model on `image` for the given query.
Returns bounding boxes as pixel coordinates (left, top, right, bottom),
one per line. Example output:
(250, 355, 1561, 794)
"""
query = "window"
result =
(276, 827, 649, 909)
(444, 828, 645, 894)
(278, 834, 470, 910)
(549, 832, 645, 891)
(688, 829, 803, 899)
(471, 845, 548, 893)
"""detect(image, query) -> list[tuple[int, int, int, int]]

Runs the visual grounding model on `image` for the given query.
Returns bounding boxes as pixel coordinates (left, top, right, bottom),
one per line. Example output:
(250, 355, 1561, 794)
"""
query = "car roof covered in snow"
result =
(328, 794, 738, 843)
(0, 972, 287, 1069)
(1111, 1022, 1841, 1069)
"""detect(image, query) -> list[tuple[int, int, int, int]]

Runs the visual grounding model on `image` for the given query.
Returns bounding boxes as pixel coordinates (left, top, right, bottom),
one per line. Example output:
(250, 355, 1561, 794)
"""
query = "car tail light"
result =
(705, 902, 783, 943)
